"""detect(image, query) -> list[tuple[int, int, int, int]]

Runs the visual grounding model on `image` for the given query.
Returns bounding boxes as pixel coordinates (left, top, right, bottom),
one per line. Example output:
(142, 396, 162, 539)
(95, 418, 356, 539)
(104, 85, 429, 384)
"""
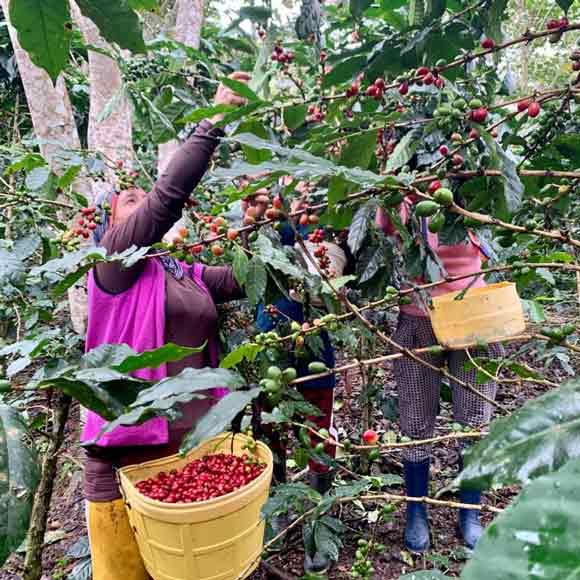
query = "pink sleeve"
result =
(376, 207, 396, 236)
(376, 202, 410, 237)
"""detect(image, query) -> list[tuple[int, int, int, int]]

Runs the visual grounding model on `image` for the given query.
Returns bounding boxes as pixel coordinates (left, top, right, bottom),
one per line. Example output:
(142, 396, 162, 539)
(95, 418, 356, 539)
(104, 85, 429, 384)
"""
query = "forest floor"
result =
(0, 314, 578, 580)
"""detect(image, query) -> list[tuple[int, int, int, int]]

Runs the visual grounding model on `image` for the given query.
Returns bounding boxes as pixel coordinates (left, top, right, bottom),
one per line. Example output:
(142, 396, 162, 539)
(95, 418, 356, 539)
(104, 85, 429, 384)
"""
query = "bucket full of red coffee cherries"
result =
(118, 433, 273, 580)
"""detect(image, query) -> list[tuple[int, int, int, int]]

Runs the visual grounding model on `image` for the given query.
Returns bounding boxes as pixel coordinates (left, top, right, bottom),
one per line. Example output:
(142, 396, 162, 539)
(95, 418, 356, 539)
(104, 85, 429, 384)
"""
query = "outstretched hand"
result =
(210, 71, 252, 125)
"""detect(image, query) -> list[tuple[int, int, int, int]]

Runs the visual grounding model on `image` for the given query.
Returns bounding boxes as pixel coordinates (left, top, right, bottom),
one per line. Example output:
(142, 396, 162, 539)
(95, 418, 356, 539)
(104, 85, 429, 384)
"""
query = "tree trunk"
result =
(1, 0, 92, 336)
(158, 0, 204, 243)
(158, 0, 204, 175)
(73, 3, 134, 179)
(22, 394, 71, 580)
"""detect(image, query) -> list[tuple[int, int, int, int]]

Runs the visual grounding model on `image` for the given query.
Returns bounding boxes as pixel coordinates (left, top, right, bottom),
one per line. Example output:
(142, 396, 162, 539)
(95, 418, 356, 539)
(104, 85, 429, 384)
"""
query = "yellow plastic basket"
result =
(118, 433, 273, 580)
(429, 281, 526, 350)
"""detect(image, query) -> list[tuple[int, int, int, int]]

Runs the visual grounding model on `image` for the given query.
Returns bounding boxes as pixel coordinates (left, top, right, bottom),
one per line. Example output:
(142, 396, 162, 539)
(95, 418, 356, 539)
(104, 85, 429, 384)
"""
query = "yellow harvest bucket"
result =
(118, 433, 273, 580)
(429, 282, 526, 350)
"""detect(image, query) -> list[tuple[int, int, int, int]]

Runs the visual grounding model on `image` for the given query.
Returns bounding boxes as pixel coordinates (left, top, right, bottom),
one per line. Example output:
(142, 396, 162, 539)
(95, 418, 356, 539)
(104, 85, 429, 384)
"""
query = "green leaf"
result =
(322, 55, 367, 89)
(253, 234, 303, 279)
(284, 105, 308, 130)
(75, 0, 146, 53)
(132, 367, 242, 406)
(350, 0, 373, 17)
(53, 264, 93, 296)
(220, 343, 263, 369)
(232, 246, 250, 286)
(128, 0, 158, 11)
(557, 3, 573, 17)
(386, 131, 417, 173)
(238, 5, 272, 22)
(8, 0, 71, 82)
(347, 200, 378, 255)
(0, 247, 24, 284)
(245, 257, 268, 306)
(219, 77, 260, 102)
(456, 379, 580, 491)
(25, 166, 50, 190)
(522, 299, 546, 323)
(57, 165, 82, 189)
(339, 130, 376, 169)
(0, 405, 40, 566)
(114, 343, 204, 374)
(320, 275, 356, 294)
(179, 388, 261, 453)
(235, 120, 272, 164)
(180, 104, 235, 124)
(462, 457, 580, 580)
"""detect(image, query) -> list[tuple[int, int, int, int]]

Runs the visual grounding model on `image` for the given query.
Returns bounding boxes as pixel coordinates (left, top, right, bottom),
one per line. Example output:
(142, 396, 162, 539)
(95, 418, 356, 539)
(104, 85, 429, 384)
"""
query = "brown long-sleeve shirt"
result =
(86, 120, 243, 501)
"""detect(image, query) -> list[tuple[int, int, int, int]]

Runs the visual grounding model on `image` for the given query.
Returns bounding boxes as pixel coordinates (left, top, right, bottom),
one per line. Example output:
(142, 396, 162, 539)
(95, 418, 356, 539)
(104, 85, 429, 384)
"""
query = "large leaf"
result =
(114, 343, 204, 374)
(219, 76, 260, 102)
(556, 0, 574, 10)
(462, 457, 580, 580)
(128, 0, 157, 10)
(179, 387, 261, 453)
(348, 200, 378, 255)
(322, 55, 367, 88)
(252, 234, 303, 279)
(40, 376, 145, 420)
(350, 0, 373, 17)
(456, 379, 580, 491)
(284, 105, 308, 131)
(245, 257, 268, 306)
(75, 0, 146, 53)
(386, 131, 417, 173)
(92, 367, 244, 441)
(232, 246, 250, 286)
(0, 406, 40, 566)
(339, 130, 376, 169)
(220, 343, 263, 369)
(0, 247, 24, 284)
(8, 0, 71, 82)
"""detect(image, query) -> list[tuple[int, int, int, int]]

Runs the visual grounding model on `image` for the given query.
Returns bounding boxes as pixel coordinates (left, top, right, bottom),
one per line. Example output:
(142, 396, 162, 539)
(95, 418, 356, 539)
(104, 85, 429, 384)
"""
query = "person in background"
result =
(247, 181, 347, 574)
(376, 191, 503, 553)
(82, 73, 249, 580)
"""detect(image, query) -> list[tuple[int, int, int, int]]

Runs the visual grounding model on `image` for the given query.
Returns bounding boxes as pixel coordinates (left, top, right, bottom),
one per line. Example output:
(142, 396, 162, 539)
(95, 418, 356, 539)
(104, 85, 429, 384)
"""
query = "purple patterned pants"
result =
(392, 314, 504, 462)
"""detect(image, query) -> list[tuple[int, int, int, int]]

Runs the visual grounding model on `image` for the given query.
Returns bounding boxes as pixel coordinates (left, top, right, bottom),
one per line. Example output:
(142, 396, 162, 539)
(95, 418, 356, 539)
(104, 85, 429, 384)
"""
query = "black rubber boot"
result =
(458, 489, 483, 549)
(308, 469, 335, 495)
(403, 458, 431, 553)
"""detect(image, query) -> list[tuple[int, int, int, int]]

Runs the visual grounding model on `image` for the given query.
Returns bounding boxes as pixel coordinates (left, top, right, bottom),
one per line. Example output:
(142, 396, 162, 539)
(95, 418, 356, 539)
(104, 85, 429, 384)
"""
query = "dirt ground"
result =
(0, 329, 577, 580)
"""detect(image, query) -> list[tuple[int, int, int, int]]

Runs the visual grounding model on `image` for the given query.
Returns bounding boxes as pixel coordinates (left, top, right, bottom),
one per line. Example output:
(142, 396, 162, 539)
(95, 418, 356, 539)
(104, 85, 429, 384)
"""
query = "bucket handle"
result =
(115, 467, 132, 511)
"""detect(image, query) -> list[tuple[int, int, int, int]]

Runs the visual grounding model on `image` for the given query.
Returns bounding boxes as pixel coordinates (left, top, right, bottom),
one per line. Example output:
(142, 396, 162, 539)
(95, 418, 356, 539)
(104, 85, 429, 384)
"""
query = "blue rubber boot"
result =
(403, 458, 431, 553)
(458, 489, 483, 549)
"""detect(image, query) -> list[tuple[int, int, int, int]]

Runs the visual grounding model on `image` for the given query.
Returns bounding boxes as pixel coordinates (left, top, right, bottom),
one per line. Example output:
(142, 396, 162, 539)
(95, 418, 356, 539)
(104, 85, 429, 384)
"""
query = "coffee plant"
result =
(1, 0, 580, 578)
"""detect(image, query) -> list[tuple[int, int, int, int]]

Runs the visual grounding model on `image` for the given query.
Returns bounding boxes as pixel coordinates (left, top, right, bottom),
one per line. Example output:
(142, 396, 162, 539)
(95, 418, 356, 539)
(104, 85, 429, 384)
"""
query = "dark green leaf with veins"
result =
(0, 406, 40, 566)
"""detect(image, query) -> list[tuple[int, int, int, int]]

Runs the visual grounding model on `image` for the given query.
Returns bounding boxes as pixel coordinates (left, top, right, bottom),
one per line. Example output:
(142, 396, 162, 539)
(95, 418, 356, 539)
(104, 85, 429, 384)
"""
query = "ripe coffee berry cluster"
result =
(136, 454, 265, 503)
(271, 44, 294, 64)
(365, 77, 385, 100)
(308, 228, 325, 244)
(307, 104, 326, 122)
(517, 99, 541, 118)
(313, 244, 331, 273)
(75, 206, 99, 238)
(547, 17, 570, 43)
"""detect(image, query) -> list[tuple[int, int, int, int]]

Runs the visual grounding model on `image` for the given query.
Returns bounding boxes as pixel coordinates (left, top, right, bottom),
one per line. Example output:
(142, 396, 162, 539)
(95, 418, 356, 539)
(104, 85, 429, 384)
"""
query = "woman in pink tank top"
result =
(376, 193, 503, 553)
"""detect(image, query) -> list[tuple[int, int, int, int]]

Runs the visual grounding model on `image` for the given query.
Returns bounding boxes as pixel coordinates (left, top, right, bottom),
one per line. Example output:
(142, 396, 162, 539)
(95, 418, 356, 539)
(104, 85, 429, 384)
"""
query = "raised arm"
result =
(95, 72, 251, 294)
(95, 123, 222, 293)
